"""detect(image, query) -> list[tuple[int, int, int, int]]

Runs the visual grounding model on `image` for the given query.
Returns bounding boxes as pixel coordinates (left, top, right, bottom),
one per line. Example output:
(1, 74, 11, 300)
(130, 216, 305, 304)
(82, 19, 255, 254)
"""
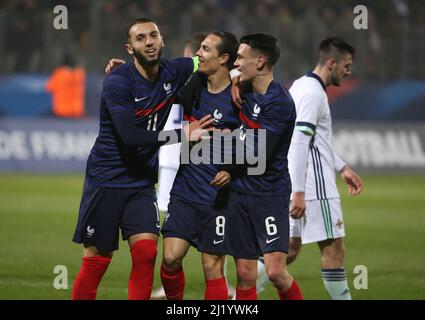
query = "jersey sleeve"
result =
(177, 72, 202, 115)
(289, 130, 312, 193)
(333, 151, 346, 172)
(293, 92, 324, 136)
(102, 73, 135, 115)
(170, 56, 199, 85)
(260, 98, 295, 136)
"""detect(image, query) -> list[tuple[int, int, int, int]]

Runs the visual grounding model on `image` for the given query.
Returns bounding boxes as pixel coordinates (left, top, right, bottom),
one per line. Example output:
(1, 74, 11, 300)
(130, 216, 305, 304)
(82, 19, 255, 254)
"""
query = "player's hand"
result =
(231, 76, 243, 109)
(182, 115, 216, 142)
(290, 192, 306, 219)
(105, 58, 126, 74)
(340, 165, 363, 196)
(210, 171, 231, 187)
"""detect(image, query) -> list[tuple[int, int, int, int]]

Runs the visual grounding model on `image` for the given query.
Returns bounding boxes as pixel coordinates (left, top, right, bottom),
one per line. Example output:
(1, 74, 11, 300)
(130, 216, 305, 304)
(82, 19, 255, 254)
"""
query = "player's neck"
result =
(251, 72, 273, 95)
(207, 68, 231, 94)
(312, 66, 330, 88)
(134, 59, 159, 82)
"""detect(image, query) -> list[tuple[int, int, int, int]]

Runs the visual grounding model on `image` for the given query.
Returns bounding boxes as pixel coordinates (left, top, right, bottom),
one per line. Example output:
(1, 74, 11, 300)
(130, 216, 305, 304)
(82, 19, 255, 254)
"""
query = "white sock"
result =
(321, 268, 352, 300)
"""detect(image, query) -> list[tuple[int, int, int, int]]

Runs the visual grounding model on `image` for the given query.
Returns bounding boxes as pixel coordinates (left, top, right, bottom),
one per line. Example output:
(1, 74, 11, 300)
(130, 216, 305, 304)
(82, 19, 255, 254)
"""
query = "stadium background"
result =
(0, 0, 424, 299)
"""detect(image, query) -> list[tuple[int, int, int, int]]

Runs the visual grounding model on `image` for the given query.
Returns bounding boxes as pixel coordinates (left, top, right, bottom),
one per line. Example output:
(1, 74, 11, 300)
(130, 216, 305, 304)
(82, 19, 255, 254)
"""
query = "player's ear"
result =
(220, 53, 230, 67)
(160, 35, 165, 48)
(256, 55, 266, 70)
(327, 58, 336, 72)
(125, 43, 133, 55)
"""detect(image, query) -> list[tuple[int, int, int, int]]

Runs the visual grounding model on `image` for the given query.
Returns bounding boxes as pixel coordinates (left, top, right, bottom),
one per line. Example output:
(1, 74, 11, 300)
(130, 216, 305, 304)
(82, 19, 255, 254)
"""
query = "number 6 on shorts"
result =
(265, 216, 277, 236)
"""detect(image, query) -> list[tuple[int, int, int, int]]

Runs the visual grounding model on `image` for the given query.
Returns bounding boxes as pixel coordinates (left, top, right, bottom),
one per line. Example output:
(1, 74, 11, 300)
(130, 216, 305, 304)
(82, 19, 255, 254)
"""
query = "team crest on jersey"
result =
(239, 124, 246, 141)
(213, 109, 223, 123)
(163, 82, 172, 95)
(253, 104, 261, 119)
(86, 226, 95, 238)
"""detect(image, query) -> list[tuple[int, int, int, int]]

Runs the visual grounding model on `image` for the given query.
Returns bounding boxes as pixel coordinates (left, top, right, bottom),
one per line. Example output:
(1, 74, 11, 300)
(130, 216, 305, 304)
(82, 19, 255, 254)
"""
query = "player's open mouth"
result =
(146, 49, 157, 56)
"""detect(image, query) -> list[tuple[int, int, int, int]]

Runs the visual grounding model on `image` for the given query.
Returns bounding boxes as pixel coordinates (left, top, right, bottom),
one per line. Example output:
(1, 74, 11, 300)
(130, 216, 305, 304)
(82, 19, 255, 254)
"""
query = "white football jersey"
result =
(158, 103, 182, 169)
(288, 72, 340, 200)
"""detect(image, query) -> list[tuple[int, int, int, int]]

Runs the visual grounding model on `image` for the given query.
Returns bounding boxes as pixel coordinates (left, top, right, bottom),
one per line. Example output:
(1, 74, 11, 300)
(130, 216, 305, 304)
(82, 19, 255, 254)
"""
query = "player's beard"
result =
(330, 73, 342, 86)
(132, 46, 162, 68)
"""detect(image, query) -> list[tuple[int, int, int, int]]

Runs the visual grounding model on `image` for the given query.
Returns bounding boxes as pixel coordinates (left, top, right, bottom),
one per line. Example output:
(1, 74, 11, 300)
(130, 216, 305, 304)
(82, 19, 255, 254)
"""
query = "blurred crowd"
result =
(1, 0, 425, 81)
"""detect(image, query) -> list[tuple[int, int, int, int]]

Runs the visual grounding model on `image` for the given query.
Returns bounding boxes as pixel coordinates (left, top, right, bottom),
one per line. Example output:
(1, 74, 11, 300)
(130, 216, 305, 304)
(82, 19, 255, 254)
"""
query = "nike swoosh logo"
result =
(135, 96, 148, 102)
(213, 239, 224, 245)
(266, 236, 280, 244)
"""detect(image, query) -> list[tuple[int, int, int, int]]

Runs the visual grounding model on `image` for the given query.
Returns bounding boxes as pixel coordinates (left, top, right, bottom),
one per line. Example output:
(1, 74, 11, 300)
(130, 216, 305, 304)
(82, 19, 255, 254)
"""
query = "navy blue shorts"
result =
(161, 195, 227, 255)
(225, 190, 290, 259)
(72, 179, 160, 252)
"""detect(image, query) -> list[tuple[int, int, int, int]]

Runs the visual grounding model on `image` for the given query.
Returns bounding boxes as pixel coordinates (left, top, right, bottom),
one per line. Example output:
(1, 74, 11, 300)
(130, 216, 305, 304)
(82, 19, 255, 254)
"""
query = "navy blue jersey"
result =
(171, 84, 239, 206)
(86, 57, 195, 188)
(231, 81, 296, 196)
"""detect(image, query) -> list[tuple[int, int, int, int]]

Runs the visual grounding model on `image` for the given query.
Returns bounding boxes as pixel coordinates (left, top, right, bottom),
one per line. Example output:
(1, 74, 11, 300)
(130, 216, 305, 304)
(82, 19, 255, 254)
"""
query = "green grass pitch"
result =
(0, 173, 424, 299)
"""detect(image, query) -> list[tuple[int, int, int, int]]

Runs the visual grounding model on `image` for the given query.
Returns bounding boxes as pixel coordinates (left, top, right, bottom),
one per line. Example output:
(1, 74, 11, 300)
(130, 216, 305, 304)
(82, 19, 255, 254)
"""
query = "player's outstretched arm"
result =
(112, 112, 215, 147)
(340, 165, 363, 196)
(177, 72, 202, 114)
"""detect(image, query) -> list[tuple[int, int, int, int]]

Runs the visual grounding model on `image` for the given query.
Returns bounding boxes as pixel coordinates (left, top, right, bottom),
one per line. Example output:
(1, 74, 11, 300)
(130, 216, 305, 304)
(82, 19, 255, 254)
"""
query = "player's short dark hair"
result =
(240, 33, 280, 67)
(318, 37, 355, 65)
(125, 18, 158, 42)
(184, 32, 208, 55)
(209, 31, 239, 69)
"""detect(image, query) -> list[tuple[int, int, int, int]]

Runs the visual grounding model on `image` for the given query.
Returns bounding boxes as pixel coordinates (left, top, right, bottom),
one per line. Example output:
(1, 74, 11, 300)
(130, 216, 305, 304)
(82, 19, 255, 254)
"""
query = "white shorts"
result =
(157, 167, 178, 212)
(290, 198, 345, 244)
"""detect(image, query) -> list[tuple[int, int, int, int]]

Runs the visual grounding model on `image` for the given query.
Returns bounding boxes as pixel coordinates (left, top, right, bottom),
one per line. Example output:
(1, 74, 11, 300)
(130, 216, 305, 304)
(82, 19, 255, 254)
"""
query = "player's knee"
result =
(162, 249, 184, 270)
(266, 264, 285, 285)
(202, 256, 225, 280)
(236, 264, 257, 287)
